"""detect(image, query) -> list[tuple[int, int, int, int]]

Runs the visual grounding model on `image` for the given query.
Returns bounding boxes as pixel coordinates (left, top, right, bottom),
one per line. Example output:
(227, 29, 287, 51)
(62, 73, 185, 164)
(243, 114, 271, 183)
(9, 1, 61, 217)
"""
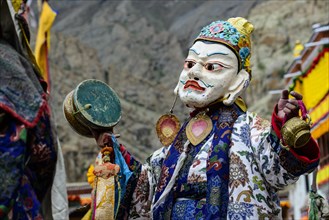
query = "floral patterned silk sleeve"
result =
(228, 111, 319, 219)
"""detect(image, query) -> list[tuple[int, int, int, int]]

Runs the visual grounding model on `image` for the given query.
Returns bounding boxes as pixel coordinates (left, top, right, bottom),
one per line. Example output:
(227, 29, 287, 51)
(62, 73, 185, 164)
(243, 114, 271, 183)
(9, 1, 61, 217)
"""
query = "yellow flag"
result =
(34, 1, 56, 92)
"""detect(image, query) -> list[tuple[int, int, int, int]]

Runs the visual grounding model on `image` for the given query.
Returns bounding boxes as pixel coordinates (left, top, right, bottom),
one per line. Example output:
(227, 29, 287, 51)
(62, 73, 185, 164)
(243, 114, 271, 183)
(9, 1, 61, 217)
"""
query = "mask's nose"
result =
(187, 63, 202, 80)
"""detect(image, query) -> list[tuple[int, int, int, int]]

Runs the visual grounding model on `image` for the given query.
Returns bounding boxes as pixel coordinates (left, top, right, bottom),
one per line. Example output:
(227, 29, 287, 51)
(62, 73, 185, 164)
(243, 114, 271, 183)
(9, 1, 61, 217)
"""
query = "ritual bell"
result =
(281, 100, 312, 148)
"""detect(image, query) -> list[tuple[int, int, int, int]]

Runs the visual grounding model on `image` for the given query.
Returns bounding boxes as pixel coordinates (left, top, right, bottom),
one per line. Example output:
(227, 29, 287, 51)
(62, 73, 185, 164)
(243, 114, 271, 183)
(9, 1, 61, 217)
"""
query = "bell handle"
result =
(297, 100, 313, 126)
(305, 114, 312, 126)
(297, 100, 308, 120)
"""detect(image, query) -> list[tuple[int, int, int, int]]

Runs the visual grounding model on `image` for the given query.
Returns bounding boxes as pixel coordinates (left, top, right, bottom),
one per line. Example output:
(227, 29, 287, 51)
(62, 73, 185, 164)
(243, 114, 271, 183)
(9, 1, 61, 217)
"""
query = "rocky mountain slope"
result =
(41, 0, 328, 182)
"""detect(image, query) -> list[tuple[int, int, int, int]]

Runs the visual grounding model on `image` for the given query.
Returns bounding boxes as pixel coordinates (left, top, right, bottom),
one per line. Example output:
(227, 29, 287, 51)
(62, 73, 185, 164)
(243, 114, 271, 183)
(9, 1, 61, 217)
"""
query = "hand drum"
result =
(63, 79, 121, 137)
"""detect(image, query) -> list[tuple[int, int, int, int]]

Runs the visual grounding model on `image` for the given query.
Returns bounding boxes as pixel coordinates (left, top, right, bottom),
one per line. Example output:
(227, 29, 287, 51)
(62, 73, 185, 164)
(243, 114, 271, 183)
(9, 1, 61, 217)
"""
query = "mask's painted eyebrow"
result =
(207, 52, 229, 56)
(189, 48, 200, 55)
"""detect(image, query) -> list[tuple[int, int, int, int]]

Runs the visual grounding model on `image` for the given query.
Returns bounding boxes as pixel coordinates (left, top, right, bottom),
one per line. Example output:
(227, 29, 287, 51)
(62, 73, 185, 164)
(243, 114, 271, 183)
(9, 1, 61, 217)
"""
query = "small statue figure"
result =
(91, 146, 120, 220)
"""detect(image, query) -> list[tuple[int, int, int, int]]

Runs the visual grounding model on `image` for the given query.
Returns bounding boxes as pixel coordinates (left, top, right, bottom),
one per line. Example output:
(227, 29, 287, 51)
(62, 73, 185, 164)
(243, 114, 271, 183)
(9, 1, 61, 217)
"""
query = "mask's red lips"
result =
(184, 80, 205, 91)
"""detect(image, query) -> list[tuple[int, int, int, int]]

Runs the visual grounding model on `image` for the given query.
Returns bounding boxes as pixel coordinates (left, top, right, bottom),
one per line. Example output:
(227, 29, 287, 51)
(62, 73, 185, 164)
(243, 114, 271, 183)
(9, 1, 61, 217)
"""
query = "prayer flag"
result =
(34, 1, 56, 93)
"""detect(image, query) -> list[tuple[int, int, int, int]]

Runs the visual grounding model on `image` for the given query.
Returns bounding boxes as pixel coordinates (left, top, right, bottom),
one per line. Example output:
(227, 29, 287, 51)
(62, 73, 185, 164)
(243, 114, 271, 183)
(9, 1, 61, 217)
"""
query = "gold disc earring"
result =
(155, 94, 181, 146)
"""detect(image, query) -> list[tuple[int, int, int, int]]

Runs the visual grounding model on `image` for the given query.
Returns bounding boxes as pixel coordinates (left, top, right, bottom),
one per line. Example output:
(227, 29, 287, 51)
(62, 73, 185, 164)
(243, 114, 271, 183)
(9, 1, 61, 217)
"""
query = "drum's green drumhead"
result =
(73, 79, 121, 129)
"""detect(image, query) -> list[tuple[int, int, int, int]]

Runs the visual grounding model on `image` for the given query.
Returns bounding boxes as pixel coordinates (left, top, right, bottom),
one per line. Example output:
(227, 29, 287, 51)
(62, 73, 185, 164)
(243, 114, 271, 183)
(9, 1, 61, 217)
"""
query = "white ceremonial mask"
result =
(175, 41, 249, 109)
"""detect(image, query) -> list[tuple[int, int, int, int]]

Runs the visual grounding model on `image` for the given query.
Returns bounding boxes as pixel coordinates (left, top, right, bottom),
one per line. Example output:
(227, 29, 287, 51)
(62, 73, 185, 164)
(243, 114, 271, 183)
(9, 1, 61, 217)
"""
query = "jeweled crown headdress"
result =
(195, 17, 254, 77)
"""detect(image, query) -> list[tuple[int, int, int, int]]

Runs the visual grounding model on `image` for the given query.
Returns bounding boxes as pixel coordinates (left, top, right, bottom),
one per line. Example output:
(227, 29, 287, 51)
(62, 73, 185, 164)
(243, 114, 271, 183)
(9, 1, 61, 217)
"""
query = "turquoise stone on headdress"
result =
(198, 21, 241, 47)
(195, 17, 254, 77)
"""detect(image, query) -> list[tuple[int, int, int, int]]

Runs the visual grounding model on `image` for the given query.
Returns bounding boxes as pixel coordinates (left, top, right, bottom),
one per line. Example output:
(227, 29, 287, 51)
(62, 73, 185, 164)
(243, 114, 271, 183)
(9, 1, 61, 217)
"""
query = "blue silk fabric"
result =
(112, 135, 133, 217)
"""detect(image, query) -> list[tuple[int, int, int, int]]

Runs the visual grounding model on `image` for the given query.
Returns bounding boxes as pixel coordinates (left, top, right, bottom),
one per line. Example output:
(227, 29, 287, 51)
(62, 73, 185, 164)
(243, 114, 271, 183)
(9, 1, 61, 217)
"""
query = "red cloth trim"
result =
(271, 105, 283, 139)
(39, 78, 49, 93)
(272, 105, 320, 164)
(0, 99, 48, 129)
(120, 144, 131, 165)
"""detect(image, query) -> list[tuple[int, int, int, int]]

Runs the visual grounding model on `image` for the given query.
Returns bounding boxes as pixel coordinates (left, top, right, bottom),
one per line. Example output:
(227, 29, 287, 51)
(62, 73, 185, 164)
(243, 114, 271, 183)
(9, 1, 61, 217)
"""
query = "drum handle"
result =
(73, 104, 92, 115)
